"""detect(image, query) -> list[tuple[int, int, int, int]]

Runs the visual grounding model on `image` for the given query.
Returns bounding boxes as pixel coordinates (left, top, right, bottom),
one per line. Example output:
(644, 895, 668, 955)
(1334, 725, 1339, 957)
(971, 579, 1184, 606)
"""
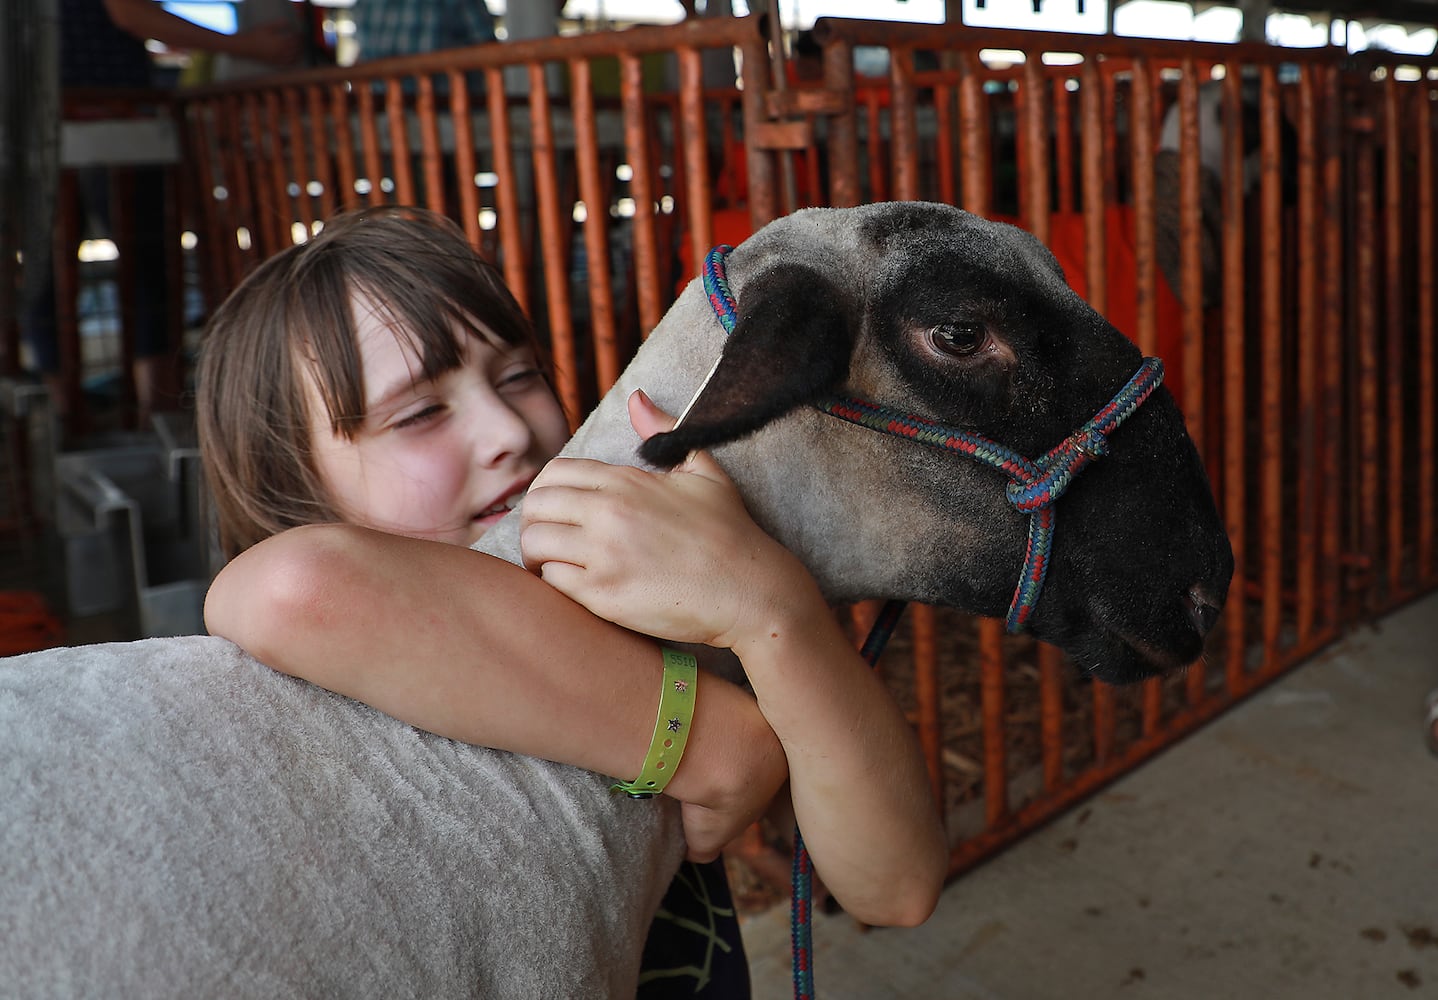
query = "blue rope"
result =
(818, 357, 1163, 631)
(787, 598, 907, 1000)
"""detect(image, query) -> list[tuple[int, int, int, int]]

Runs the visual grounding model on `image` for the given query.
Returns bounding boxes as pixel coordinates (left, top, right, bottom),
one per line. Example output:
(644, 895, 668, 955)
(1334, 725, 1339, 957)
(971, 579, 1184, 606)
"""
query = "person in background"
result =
(25, 0, 302, 427)
(350, 0, 496, 62)
(210, 0, 316, 82)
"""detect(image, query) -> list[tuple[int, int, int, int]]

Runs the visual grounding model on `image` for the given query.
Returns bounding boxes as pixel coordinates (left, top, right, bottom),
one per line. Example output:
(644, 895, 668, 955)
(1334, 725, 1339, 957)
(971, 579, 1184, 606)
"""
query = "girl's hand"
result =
(519, 391, 819, 651)
(678, 793, 772, 863)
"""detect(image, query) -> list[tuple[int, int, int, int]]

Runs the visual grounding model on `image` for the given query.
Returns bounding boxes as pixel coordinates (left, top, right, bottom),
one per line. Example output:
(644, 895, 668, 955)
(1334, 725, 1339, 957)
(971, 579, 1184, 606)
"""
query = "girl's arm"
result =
(518, 392, 948, 928)
(203, 526, 787, 858)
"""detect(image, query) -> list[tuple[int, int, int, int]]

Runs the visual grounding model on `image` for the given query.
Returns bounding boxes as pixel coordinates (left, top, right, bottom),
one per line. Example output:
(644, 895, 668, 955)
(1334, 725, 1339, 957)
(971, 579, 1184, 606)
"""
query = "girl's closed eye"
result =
(496, 364, 545, 393)
(391, 403, 446, 430)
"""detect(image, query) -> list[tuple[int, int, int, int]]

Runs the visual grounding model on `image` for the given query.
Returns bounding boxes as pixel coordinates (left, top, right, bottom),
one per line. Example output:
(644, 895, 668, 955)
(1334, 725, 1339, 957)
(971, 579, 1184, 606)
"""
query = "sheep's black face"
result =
(857, 203, 1233, 683)
(641, 201, 1233, 685)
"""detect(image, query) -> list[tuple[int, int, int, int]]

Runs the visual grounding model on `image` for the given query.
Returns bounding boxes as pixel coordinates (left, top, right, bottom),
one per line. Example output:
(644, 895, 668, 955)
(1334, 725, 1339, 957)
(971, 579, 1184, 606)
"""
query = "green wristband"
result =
(611, 648, 699, 799)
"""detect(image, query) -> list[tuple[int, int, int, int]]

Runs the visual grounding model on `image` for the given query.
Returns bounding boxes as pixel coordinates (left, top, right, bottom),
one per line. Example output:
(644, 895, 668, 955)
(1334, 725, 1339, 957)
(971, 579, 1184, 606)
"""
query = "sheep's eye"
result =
(930, 322, 986, 357)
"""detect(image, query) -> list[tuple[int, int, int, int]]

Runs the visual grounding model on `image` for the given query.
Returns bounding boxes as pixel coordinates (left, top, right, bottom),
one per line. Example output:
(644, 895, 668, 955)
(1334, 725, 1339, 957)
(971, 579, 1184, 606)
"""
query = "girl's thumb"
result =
(627, 388, 677, 440)
(628, 388, 731, 484)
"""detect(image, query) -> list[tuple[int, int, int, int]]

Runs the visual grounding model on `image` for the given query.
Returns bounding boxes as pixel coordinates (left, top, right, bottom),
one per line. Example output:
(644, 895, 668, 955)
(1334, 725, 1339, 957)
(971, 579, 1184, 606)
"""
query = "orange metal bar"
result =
(801, 110, 822, 208)
(1102, 70, 1118, 209)
(822, 38, 859, 208)
(644, 96, 674, 303)
(762, 11, 797, 215)
(1141, 677, 1162, 738)
(282, 87, 314, 233)
(1177, 65, 1204, 455)
(934, 82, 957, 207)
(620, 53, 661, 338)
(737, 34, 779, 229)
(1354, 104, 1380, 613)
(677, 47, 713, 291)
(217, 94, 251, 282)
(1419, 88, 1436, 586)
(329, 82, 359, 213)
(1176, 67, 1207, 707)
(864, 87, 886, 203)
(958, 51, 989, 219)
(1038, 642, 1064, 793)
(1220, 68, 1248, 693)
(264, 90, 292, 250)
(1383, 77, 1405, 599)
(569, 57, 621, 395)
(305, 84, 336, 222)
(527, 63, 581, 426)
(180, 102, 217, 285)
(356, 83, 384, 208)
(1080, 58, 1106, 318)
(1053, 76, 1074, 216)
(384, 78, 414, 206)
(1012, 71, 1029, 218)
(246, 93, 281, 254)
(1258, 64, 1283, 672)
(447, 70, 480, 248)
(484, 66, 527, 312)
(1129, 58, 1156, 357)
(179, 101, 224, 303)
(910, 606, 945, 810)
(1319, 65, 1345, 629)
(889, 47, 919, 203)
(1021, 56, 1049, 246)
(415, 75, 445, 216)
(1092, 679, 1115, 766)
(979, 618, 1008, 828)
(1294, 66, 1319, 646)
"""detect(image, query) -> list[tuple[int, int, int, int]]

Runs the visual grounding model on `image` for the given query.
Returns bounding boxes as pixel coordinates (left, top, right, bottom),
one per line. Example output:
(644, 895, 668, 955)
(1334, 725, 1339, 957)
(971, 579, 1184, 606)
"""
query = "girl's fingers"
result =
(530, 456, 627, 492)
(518, 520, 592, 573)
(532, 559, 585, 595)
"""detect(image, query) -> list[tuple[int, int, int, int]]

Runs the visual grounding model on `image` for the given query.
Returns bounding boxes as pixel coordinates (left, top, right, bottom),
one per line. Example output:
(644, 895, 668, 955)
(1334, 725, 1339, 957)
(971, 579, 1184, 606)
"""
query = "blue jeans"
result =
(24, 164, 170, 374)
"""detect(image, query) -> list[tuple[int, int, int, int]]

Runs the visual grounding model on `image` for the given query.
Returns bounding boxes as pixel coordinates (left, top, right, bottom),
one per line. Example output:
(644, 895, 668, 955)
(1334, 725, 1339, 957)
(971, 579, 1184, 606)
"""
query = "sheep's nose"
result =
(1186, 584, 1223, 637)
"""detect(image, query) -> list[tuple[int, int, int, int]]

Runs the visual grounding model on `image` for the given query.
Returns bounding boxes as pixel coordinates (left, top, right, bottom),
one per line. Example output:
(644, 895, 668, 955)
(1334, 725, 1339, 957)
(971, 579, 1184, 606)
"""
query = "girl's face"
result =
(306, 293, 570, 548)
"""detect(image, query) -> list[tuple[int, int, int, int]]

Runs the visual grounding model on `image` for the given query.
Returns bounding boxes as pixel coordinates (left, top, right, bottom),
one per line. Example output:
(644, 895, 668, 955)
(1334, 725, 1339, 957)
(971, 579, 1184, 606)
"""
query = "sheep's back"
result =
(0, 635, 682, 998)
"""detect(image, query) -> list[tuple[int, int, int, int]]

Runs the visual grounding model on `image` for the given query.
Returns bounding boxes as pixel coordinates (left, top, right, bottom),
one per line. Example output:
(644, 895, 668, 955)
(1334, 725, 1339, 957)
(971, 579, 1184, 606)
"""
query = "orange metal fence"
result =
(795, 20, 1438, 873)
(170, 17, 1438, 882)
(179, 19, 774, 426)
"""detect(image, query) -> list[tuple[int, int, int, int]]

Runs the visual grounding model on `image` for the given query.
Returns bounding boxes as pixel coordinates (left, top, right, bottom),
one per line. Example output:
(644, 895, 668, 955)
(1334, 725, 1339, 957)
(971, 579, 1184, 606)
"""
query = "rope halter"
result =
(701, 243, 1165, 633)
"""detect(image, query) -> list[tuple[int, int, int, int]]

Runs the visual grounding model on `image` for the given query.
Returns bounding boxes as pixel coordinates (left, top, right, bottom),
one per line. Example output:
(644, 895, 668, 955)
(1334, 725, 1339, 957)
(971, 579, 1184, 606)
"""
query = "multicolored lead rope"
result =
(701, 244, 1164, 1000)
(702, 243, 1165, 633)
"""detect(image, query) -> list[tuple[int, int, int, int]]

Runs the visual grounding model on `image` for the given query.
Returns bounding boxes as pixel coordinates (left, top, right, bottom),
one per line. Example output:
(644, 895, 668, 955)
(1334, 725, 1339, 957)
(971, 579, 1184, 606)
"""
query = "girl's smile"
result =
(305, 292, 570, 548)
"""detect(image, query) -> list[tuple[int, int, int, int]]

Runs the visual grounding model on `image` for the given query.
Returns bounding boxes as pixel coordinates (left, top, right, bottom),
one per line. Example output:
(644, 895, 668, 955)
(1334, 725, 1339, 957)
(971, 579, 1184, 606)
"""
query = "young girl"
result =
(197, 207, 945, 993)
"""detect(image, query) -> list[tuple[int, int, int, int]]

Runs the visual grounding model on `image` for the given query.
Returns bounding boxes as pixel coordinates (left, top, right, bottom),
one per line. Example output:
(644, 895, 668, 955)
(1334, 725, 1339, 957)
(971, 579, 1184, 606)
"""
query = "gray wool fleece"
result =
(0, 632, 682, 997)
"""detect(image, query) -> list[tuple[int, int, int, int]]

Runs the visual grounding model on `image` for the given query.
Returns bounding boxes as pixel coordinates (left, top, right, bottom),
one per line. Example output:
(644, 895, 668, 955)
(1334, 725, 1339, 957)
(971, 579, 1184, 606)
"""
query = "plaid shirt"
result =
(353, 0, 497, 61)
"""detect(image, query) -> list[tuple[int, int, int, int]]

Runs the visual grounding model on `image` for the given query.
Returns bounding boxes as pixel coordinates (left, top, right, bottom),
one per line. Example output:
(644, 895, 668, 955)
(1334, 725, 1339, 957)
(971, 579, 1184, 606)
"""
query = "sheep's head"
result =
(641, 202, 1233, 684)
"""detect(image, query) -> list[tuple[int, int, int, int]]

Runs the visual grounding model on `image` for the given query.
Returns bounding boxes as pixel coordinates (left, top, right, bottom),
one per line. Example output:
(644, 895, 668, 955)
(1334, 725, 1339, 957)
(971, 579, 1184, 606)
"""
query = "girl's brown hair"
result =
(196, 206, 546, 559)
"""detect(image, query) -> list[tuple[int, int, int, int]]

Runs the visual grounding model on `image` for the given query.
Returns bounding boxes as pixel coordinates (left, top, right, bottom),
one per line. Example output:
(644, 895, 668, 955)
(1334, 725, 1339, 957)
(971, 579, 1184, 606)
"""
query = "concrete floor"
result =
(742, 591, 1438, 1000)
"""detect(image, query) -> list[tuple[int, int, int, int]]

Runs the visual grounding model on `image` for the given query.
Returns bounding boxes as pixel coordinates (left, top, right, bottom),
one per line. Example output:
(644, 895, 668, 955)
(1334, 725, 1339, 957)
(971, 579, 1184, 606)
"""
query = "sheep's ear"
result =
(640, 262, 854, 468)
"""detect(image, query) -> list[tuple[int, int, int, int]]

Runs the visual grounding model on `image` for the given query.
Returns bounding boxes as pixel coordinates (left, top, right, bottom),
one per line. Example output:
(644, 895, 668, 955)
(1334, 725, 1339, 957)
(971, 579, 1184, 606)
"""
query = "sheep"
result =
(0, 202, 1232, 998)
